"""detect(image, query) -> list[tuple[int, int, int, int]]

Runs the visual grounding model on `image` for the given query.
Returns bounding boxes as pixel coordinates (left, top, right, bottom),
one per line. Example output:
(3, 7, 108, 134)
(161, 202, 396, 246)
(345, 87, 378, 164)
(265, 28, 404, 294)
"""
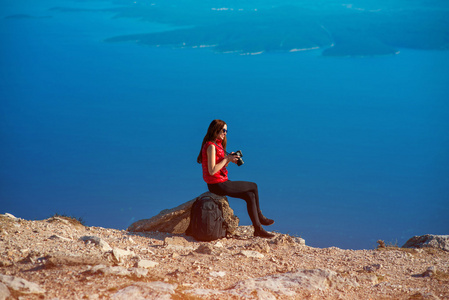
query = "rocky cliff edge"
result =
(1, 212, 448, 300)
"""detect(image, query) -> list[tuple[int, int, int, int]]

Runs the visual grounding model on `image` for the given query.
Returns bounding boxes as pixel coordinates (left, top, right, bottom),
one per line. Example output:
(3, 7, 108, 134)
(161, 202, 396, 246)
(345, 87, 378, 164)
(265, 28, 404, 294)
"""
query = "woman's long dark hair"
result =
(197, 119, 227, 163)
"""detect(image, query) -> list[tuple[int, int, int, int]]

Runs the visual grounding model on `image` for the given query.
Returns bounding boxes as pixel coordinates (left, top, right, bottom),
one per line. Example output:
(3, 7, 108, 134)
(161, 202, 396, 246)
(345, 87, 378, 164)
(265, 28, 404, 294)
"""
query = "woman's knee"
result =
(247, 181, 258, 192)
(242, 192, 256, 204)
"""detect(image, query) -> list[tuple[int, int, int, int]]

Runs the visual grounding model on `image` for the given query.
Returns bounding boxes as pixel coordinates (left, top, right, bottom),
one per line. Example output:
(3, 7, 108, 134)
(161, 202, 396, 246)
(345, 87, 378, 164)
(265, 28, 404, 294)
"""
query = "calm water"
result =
(1, 0, 448, 249)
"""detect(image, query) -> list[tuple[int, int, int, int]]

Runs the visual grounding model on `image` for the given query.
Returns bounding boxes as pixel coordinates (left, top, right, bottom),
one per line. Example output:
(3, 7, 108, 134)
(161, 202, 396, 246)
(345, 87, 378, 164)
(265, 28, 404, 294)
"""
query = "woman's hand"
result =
(226, 153, 240, 164)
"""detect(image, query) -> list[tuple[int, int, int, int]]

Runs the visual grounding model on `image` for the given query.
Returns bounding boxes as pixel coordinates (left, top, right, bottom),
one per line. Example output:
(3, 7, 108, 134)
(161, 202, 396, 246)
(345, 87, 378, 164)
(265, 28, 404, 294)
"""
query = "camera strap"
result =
(213, 142, 231, 156)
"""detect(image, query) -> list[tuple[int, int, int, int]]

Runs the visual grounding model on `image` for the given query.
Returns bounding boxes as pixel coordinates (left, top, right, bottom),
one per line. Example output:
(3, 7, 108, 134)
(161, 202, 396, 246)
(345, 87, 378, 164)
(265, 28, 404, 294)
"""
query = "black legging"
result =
(207, 180, 262, 229)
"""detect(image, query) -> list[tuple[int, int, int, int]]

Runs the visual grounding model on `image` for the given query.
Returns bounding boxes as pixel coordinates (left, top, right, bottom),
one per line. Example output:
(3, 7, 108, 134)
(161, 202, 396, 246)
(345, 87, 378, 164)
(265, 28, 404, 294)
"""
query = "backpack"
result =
(186, 196, 227, 241)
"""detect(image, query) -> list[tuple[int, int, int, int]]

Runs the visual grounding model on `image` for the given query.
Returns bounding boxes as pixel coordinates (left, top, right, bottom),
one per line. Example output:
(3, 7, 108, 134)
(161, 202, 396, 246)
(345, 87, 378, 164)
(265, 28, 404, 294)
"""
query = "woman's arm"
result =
(207, 144, 238, 175)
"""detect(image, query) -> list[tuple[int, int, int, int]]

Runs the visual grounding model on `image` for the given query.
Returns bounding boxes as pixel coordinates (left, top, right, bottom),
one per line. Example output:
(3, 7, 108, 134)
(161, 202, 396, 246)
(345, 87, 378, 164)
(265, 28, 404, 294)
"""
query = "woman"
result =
(197, 119, 275, 238)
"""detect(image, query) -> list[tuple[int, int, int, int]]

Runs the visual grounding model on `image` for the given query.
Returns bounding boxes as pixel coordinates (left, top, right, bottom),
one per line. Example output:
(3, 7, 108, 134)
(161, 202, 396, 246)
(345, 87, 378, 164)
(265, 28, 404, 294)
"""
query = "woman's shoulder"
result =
(204, 141, 216, 147)
(203, 141, 215, 151)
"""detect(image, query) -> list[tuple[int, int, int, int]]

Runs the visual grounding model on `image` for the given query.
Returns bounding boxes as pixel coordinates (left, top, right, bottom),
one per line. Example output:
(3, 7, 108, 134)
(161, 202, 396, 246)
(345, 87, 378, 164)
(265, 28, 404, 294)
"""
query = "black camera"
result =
(233, 150, 244, 166)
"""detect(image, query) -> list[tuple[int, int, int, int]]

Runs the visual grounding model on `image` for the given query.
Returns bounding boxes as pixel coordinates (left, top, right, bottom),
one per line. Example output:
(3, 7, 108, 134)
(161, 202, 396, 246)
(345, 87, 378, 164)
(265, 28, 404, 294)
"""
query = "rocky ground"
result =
(1, 213, 448, 300)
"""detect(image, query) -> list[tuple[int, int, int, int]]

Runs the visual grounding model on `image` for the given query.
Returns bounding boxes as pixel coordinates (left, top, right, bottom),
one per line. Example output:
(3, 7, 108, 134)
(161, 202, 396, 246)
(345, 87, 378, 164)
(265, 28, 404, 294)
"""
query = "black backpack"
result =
(186, 196, 227, 241)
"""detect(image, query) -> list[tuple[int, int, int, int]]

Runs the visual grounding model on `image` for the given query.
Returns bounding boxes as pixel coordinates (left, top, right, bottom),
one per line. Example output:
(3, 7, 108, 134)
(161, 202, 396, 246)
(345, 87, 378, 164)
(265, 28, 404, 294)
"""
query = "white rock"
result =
(185, 288, 223, 296)
(50, 216, 70, 225)
(112, 286, 150, 300)
(210, 271, 226, 277)
(214, 241, 224, 248)
(240, 250, 264, 259)
(236, 269, 358, 294)
(186, 268, 359, 299)
(112, 282, 177, 300)
(146, 281, 178, 293)
(294, 237, 306, 246)
(112, 248, 135, 263)
(132, 268, 150, 278)
(0, 274, 45, 294)
(137, 260, 159, 269)
(79, 236, 112, 252)
(49, 234, 72, 242)
(139, 248, 155, 255)
(0, 282, 11, 300)
(3, 213, 17, 219)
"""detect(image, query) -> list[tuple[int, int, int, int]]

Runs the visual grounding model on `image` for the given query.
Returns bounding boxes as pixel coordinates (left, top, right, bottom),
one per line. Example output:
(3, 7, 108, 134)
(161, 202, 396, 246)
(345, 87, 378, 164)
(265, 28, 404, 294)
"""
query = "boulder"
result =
(402, 234, 449, 252)
(0, 274, 45, 294)
(127, 192, 239, 234)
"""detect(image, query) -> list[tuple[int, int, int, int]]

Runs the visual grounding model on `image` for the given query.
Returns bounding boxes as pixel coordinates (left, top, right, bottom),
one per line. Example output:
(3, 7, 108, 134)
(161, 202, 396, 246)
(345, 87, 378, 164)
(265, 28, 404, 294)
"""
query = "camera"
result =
(232, 150, 244, 166)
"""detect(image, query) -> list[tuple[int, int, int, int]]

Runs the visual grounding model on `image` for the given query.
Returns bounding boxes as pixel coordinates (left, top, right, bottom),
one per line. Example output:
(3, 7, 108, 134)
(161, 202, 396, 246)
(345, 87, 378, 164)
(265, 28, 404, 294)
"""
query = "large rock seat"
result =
(127, 192, 239, 235)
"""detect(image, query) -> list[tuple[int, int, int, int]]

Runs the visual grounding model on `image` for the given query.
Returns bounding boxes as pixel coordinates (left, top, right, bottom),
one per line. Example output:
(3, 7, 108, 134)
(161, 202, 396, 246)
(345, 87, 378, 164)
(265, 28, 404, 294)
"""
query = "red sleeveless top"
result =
(201, 139, 228, 184)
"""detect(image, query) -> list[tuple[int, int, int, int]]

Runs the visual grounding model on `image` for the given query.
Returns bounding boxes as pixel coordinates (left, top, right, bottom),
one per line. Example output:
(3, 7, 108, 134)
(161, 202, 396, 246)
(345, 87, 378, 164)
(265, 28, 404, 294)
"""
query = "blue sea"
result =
(1, 0, 448, 250)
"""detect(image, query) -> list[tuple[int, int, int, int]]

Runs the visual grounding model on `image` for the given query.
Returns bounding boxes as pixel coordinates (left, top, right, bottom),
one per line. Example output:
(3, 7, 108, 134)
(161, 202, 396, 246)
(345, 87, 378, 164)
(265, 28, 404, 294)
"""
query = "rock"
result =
(1, 213, 17, 220)
(0, 260, 11, 268)
(44, 253, 107, 268)
(20, 250, 42, 264)
(0, 282, 10, 300)
(233, 225, 254, 237)
(136, 260, 159, 269)
(410, 292, 441, 300)
(246, 240, 271, 253)
(186, 268, 358, 298)
(195, 244, 216, 255)
(210, 271, 226, 277)
(270, 234, 301, 246)
(127, 192, 239, 234)
(0, 274, 45, 294)
(422, 266, 437, 277)
(90, 265, 148, 278)
(49, 216, 69, 224)
(363, 264, 382, 273)
(236, 268, 357, 292)
(164, 236, 192, 247)
(112, 282, 177, 300)
(402, 235, 449, 252)
(294, 237, 306, 246)
(80, 236, 112, 252)
(112, 248, 135, 263)
(185, 288, 224, 298)
(214, 241, 224, 248)
(357, 273, 379, 285)
(240, 250, 264, 259)
(49, 234, 72, 241)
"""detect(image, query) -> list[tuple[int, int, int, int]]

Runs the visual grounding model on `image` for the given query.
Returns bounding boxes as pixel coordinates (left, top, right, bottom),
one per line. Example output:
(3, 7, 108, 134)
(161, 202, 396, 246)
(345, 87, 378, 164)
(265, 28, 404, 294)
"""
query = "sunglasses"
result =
(222, 129, 228, 133)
